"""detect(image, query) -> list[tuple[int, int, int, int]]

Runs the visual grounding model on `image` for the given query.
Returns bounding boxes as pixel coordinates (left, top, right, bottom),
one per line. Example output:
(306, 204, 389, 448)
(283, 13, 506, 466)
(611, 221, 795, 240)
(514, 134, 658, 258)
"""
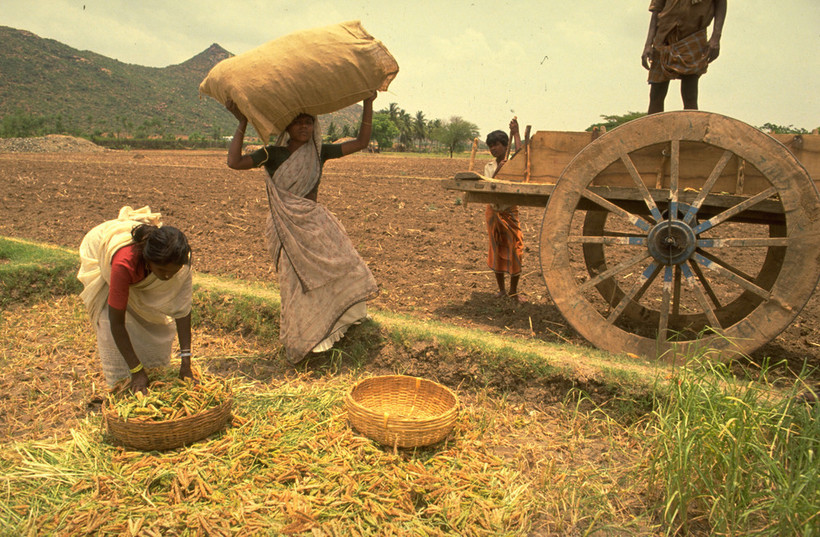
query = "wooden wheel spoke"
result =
(633, 264, 662, 303)
(668, 140, 680, 220)
(578, 251, 652, 292)
(620, 152, 664, 221)
(568, 235, 647, 246)
(672, 265, 682, 316)
(692, 252, 771, 299)
(582, 189, 652, 232)
(680, 263, 722, 330)
(690, 260, 723, 309)
(696, 248, 756, 284)
(658, 265, 674, 343)
(607, 262, 661, 322)
(683, 150, 735, 224)
(697, 237, 789, 248)
(693, 187, 778, 234)
(597, 230, 646, 237)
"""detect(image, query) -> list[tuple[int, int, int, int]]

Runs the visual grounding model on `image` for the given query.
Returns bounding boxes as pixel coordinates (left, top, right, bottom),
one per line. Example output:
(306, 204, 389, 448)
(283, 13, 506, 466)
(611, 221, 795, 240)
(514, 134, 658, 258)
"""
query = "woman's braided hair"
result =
(131, 224, 191, 266)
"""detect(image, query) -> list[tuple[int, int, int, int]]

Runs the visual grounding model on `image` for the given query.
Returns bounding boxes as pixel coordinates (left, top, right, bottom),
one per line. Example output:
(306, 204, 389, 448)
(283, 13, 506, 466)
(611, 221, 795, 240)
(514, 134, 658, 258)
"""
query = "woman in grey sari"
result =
(225, 95, 378, 363)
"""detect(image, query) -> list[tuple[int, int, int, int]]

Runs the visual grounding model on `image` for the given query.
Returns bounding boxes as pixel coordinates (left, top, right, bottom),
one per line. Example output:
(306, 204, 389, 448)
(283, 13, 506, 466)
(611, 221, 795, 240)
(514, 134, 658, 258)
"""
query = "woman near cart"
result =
(224, 95, 379, 364)
(77, 206, 194, 394)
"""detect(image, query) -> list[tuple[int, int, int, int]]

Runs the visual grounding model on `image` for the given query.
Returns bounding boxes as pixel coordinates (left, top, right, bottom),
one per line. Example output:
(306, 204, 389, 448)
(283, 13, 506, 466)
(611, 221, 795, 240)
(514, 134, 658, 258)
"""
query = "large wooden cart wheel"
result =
(540, 111, 820, 359)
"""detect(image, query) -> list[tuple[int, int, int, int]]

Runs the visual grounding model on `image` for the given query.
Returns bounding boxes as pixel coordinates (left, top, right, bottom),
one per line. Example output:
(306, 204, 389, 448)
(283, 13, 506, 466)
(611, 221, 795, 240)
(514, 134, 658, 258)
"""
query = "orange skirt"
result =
(485, 205, 523, 275)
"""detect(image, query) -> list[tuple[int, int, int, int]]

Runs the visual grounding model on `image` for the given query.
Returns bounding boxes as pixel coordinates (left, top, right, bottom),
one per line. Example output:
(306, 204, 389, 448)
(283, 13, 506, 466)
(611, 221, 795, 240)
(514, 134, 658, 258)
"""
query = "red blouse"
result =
(108, 244, 147, 310)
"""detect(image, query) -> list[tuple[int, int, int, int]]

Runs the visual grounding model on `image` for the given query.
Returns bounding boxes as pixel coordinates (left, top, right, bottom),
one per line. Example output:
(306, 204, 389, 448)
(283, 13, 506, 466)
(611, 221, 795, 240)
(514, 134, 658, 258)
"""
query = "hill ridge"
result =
(0, 26, 361, 140)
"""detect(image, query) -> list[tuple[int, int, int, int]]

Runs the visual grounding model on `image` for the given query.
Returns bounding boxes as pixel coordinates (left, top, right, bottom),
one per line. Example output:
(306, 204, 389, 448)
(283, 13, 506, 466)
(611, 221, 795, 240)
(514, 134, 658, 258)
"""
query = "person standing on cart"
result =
(484, 118, 526, 303)
(641, 0, 727, 114)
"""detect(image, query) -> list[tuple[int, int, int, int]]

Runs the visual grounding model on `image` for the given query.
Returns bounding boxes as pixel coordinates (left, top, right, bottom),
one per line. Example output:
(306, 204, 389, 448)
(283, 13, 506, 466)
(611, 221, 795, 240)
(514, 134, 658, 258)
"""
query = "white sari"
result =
(77, 206, 192, 386)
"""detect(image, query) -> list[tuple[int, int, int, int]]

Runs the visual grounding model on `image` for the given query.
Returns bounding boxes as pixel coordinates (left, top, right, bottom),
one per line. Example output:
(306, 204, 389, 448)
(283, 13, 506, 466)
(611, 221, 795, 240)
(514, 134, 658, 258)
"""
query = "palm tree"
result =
(386, 102, 401, 123)
(428, 118, 443, 152)
(397, 110, 413, 150)
(413, 111, 427, 151)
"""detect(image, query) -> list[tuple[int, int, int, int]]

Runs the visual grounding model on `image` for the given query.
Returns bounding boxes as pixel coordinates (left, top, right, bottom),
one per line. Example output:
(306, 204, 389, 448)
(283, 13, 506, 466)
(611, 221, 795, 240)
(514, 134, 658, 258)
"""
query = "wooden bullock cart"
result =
(442, 111, 820, 359)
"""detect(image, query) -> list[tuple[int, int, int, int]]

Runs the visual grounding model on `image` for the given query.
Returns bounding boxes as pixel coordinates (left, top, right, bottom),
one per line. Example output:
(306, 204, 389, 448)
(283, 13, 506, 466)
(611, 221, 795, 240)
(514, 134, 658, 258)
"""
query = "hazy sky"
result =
(2, 1, 818, 136)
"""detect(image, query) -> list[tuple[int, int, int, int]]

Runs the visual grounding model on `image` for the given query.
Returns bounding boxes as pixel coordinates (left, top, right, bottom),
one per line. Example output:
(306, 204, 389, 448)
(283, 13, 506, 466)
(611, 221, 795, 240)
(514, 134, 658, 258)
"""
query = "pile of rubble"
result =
(0, 135, 106, 153)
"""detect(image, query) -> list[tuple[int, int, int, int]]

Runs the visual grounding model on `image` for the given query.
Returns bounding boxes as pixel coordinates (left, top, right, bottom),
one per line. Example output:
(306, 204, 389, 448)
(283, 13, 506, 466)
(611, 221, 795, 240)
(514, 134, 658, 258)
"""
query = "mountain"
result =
(0, 26, 362, 140)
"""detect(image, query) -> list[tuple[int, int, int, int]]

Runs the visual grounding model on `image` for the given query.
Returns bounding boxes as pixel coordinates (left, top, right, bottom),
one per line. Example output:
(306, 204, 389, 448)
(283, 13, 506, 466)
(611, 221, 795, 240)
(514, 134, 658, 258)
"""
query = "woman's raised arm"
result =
(340, 94, 376, 156)
(226, 99, 256, 170)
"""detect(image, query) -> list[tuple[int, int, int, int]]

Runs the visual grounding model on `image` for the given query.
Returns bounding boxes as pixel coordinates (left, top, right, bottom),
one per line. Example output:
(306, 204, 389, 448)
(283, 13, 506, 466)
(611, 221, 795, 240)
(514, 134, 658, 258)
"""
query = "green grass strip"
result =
(0, 237, 82, 307)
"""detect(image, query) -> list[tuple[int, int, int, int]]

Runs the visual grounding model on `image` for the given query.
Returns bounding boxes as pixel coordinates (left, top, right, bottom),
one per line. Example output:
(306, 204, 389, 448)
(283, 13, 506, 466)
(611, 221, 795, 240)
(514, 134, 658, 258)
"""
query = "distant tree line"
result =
(1, 110, 82, 139)
(323, 102, 480, 157)
(2, 107, 815, 153)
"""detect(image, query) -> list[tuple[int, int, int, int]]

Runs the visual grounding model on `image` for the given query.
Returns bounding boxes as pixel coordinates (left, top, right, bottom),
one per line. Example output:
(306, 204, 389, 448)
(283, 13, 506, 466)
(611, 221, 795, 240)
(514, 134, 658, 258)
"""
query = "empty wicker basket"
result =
(103, 396, 232, 451)
(345, 375, 459, 449)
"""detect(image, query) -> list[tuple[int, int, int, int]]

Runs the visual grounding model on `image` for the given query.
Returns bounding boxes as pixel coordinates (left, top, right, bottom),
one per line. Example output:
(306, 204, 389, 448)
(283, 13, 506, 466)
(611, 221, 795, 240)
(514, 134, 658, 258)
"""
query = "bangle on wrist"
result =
(130, 363, 144, 374)
(179, 349, 192, 358)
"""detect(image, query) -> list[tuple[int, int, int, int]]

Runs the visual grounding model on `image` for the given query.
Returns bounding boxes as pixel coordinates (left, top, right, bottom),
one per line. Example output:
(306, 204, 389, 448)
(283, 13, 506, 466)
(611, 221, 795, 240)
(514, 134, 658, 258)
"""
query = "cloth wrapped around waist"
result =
(648, 28, 710, 83)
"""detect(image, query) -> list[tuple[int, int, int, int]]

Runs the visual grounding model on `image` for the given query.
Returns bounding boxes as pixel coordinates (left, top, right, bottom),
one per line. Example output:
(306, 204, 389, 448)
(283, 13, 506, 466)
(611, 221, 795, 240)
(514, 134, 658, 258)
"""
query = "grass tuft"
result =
(644, 356, 820, 535)
(0, 237, 82, 307)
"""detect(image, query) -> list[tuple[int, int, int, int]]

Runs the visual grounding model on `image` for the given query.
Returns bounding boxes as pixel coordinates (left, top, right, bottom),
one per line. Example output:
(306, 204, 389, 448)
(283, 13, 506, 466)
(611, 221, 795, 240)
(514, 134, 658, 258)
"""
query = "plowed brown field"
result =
(2, 147, 818, 376)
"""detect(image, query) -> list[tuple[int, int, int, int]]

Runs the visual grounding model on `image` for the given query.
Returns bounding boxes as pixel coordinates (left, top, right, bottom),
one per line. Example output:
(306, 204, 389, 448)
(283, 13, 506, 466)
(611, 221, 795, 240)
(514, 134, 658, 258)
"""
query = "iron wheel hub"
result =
(647, 219, 697, 265)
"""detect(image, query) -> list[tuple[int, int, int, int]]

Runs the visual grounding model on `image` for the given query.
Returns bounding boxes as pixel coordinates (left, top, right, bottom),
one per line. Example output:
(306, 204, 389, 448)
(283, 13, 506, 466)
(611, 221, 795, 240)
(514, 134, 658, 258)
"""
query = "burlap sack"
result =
(199, 20, 399, 142)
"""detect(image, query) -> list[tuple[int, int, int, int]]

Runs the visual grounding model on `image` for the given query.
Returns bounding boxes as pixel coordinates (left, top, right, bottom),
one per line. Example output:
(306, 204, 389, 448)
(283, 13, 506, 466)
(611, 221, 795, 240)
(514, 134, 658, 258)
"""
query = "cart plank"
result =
(471, 129, 820, 192)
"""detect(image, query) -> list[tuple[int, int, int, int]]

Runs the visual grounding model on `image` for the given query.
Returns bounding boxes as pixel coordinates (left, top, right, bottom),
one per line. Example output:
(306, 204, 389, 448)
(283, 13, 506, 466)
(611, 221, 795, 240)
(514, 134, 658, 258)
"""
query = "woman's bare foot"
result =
(495, 290, 507, 299)
(509, 292, 528, 304)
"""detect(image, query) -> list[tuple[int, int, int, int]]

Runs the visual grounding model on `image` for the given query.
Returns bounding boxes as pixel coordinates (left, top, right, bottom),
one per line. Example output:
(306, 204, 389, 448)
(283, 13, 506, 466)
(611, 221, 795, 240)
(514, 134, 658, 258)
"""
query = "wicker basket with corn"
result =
(103, 368, 232, 451)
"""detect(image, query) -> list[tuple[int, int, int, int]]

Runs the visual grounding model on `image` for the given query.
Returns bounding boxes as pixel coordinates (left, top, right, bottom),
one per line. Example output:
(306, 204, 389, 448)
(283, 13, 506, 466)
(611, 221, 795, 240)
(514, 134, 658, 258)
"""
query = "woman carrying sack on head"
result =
(224, 95, 379, 364)
(77, 206, 194, 394)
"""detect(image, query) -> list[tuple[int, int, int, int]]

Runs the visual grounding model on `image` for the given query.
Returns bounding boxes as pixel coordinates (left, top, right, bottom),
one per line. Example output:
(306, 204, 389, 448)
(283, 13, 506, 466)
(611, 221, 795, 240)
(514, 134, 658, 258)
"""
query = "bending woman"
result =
(225, 95, 378, 363)
(78, 206, 194, 393)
